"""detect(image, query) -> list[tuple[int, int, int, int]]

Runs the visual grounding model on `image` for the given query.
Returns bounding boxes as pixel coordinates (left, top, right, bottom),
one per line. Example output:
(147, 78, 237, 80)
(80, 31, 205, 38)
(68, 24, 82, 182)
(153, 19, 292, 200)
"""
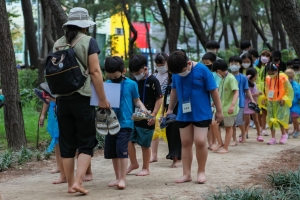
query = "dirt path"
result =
(0, 128, 299, 200)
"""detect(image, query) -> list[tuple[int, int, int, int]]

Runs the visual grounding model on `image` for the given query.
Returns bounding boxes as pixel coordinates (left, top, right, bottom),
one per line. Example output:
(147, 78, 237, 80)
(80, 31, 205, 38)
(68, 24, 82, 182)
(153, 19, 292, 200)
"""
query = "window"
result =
(115, 28, 124, 36)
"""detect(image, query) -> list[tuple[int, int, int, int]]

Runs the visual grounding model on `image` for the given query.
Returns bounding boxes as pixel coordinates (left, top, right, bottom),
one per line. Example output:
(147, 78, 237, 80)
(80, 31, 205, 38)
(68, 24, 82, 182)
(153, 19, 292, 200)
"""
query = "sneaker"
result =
(280, 134, 288, 144)
(257, 135, 264, 142)
(293, 131, 300, 138)
(261, 129, 269, 136)
(253, 124, 256, 129)
(267, 138, 277, 145)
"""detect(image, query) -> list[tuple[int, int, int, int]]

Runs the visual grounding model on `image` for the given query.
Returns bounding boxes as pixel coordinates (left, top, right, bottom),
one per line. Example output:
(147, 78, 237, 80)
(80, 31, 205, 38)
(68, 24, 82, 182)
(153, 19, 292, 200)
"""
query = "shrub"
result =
(17, 146, 33, 164)
(18, 69, 38, 89)
(0, 150, 13, 172)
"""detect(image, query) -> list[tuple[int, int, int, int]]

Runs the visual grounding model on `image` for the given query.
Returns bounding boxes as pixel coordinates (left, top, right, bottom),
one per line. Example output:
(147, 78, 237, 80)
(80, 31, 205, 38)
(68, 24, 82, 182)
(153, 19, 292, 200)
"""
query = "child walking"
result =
(244, 68, 263, 142)
(104, 56, 147, 189)
(212, 60, 239, 154)
(127, 54, 163, 176)
(285, 69, 300, 138)
(229, 56, 255, 144)
(263, 62, 294, 145)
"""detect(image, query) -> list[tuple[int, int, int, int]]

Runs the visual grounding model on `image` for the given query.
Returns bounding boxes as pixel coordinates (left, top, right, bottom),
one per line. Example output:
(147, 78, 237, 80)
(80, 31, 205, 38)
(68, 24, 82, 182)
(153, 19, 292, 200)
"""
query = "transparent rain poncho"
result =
(263, 73, 294, 130)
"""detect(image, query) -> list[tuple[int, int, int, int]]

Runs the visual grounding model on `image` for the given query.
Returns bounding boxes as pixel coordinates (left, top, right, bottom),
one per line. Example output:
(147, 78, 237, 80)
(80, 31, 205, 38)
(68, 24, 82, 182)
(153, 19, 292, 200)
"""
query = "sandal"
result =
(95, 108, 108, 135)
(34, 88, 49, 104)
(107, 108, 120, 135)
(132, 109, 153, 121)
(257, 135, 264, 142)
(165, 114, 177, 124)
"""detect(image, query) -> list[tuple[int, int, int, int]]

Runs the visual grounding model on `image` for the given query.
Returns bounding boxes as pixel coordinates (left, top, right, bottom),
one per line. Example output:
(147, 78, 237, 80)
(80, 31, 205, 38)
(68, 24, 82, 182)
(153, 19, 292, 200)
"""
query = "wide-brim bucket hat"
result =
(63, 7, 96, 28)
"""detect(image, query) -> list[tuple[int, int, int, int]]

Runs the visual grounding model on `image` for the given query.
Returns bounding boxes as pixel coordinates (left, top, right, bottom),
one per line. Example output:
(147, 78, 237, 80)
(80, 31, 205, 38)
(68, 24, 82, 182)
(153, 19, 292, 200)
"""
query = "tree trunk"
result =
(0, 0, 27, 149)
(179, 0, 208, 48)
(278, 18, 287, 49)
(271, 0, 300, 55)
(169, 0, 181, 53)
(188, 0, 207, 43)
(218, 0, 229, 49)
(270, 0, 279, 49)
(48, 0, 68, 28)
(142, 6, 154, 73)
(251, 24, 258, 49)
(210, 0, 218, 40)
(225, 0, 239, 47)
(183, 16, 190, 51)
(240, 0, 252, 41)
(251, 18, 273, 50)
(156, 0, 169, 52)
(21, 0, 39, 69)
(121, 0, 137, 58)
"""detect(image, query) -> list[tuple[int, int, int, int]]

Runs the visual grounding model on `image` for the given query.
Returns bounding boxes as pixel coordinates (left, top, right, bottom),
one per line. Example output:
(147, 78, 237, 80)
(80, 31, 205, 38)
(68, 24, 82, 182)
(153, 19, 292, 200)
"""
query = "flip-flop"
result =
(34, 88, 49, 104)
(95, 108, 108, 136)
(160, 117, 168, 129)
(165, 114, 177, 124)
(107, 108, 120, 135)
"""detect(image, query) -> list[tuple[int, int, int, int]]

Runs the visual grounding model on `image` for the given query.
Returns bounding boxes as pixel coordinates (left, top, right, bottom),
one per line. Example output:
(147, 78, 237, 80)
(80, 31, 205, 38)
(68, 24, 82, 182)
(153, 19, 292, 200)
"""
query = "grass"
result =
(0, 101, 50, 150)
(208, 168, 300, 200)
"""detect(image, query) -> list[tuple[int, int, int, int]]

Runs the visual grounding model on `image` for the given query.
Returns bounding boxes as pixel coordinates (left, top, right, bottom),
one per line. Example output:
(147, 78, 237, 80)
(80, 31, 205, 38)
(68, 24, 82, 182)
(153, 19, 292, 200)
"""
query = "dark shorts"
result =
(177, 120, 212, 129)
(130, 126, 154, 148)
(104, 128, 132, 159)
(56, 94, 97, 158)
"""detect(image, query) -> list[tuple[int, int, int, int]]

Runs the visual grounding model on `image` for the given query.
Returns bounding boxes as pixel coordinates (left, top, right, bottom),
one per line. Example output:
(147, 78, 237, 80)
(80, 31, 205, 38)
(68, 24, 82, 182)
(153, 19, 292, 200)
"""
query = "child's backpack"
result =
(45, 35, 88, 95)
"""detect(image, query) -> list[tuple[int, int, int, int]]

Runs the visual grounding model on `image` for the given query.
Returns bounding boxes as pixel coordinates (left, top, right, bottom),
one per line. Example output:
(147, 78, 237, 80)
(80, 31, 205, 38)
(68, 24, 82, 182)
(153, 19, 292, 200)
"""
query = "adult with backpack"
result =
(46, 7, 110, 194)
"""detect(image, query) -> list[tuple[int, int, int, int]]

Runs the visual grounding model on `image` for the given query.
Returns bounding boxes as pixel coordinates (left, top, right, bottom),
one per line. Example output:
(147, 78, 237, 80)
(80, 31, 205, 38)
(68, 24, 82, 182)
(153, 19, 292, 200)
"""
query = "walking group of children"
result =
(38, 40, 300, 194)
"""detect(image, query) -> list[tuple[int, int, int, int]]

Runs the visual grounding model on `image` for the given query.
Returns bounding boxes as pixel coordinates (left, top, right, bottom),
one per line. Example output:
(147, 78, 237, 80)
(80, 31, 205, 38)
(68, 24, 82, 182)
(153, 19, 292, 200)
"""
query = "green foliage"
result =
(267, 169, 300, 191)
(18, 69, 38, 89)
(17, 146, 33, 164)
(217, 46, 240, 62)
(281, 49, 297, 63)
(208, 187, 265, 200)
(0, 150, 13, 172)
(95, 134, 105, 149)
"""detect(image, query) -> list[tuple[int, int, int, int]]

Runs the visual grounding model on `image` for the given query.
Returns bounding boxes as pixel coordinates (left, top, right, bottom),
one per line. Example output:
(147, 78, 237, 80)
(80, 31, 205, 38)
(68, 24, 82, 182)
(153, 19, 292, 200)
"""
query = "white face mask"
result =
(156, 65, 167, 74)
(230, 65, 240, 72)
(134, 72, 145, 81)
(207, 49, 217, 54)
(295, 71, 300, 75)
(243, 50, 248, 54)
(216, 73, 223, 78)
(178, 69, 191, 77)
(242, 63, 251, 68)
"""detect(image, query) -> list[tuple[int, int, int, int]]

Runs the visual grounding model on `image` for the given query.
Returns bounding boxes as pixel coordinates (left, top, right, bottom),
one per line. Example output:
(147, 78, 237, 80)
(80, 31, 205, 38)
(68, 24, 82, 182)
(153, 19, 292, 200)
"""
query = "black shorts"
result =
(104, 128, 132, 159)
(177, 120, 212, 129)
(56, 93, 97, 158)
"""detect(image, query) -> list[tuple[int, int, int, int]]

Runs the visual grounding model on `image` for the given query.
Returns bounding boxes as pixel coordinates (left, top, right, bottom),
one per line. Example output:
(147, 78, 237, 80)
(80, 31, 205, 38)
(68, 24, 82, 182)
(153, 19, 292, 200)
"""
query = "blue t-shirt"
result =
(172, 62, 217, 122)
(106, 78, 139, 129)
(210, 72, 221, 103)
(234, 73, 249, 108)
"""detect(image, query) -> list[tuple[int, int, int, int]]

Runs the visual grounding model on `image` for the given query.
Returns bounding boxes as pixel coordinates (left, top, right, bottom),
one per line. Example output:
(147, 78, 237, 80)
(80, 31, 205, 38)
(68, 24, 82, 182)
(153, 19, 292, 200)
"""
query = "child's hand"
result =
(279, 100, 285, 106)
(39, 115, 45, 127)
(215, 110, 223, 123)
(228, 105, 234, 114)
(148, 117, 156, 126)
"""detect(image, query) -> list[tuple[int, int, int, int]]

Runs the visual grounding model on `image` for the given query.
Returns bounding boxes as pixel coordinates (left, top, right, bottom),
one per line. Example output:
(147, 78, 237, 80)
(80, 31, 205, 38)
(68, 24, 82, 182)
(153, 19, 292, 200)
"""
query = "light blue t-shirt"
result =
(234, 73, 249, 108)
(172, 62, 217, 122)
(106, 78, 139, 129)
(210, 72, 222, 103)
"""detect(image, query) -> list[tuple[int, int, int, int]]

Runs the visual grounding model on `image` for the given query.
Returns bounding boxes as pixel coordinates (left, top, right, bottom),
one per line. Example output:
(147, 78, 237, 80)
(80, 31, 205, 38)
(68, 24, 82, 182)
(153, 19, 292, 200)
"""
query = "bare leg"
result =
(117, 158, 128, 189)
(262, 109, 267, 130)
(252, 114, 261, 136)
(239, 124, 246, 143)
(52, 150, 67, 184)
(194, 126, 208, 183)
(61, 157, 76, 193)
(108, 159, 120, 187)
(271, 129, 276, 138)
(150, 138, 159, 162)
(230, 126, 238, 146)
(211, 121, 223, 151)
(71, 153, 91, 195)
(175, 124, 193, 183)
(218, 127, 233, 154)
(51, 145, 61, 174)
(170, 157, 181, 168)
(127, 141, 139, 174)
(83, 163, 93, 182)
(292, 117, 300, 132)
(207, 127, 212, 149)
(244, 114, 250, 136)
(136, 147, 151, 176)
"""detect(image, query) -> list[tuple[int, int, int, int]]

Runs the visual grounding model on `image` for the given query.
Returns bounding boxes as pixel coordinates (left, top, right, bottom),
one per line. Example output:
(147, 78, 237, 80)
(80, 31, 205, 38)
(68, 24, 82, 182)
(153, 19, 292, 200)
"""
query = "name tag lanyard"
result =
(268, 76, 278, 99)
(181, 63, 194, 113)
(220, 72, 228, 99)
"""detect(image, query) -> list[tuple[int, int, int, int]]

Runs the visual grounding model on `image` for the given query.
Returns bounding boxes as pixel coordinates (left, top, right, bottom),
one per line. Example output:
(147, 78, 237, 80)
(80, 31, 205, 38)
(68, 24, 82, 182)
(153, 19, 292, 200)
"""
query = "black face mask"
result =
(274, 58, 280, 62)
(110, 76, 123, 83)
(205, 64, 213, 70)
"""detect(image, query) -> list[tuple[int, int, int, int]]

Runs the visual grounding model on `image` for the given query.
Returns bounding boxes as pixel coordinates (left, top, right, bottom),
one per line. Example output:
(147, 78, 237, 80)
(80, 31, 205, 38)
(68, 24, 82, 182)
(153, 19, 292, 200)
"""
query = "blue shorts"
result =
(104, 128, 132, 159)
(130, 126, 154, 148)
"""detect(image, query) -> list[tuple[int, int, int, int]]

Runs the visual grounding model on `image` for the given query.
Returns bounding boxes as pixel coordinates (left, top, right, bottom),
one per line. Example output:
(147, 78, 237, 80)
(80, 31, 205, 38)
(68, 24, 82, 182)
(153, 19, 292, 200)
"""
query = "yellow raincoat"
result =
(263, 73, 294, 130)
(152, 96, 167, 142)
(255, 64, 268, 110)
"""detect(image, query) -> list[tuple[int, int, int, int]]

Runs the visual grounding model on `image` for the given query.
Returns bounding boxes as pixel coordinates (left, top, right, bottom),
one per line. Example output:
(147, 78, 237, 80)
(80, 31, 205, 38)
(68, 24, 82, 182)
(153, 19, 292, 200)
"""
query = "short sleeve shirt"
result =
(134, 75, 162, 129)
(219, 73, 239, 117)
(234, 73, 249, 108)
(106, 78, 139, 129)
(88, 38, 100, 55)
(172, 62, 217, 122)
